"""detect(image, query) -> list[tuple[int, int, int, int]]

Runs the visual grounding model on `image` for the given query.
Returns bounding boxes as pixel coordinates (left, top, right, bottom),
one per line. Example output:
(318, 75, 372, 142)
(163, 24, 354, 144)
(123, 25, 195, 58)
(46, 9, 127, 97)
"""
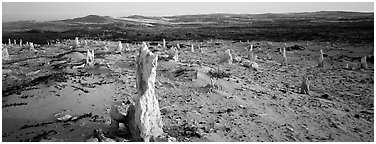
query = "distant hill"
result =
(163, 11, 373, 20)
(62, 15, 115, 23)
(125, 15, 154, 19)
(4, 11, 373, 25)
(3, 11, 373, 44)
(252, 11, 373, 19)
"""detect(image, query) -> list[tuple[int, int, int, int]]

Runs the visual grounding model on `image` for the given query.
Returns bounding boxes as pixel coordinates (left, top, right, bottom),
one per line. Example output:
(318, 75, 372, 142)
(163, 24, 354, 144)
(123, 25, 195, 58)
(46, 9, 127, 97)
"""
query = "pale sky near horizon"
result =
(2, 2, 374, 22)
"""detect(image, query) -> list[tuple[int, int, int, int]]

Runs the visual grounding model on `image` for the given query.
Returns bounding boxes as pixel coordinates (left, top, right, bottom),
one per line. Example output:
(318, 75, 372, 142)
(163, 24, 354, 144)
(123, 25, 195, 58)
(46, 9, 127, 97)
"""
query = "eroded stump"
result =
(2, 47, 10, 60)
(300, 77, 310, 95)
(361, 56, 368, 69)
(283, 47, 287, 65)
(86, 50, 95, 66)
(168, 47, 179, 61)
(125, 43, 130, 51)
(29, 42, 37, 51)
(219, 49, 232, 64)
(129, 42, 163, 141)
(75, 37, 80, 47)
(110, 100, 135, 131)
(116, 41, 123, 53)
(318, 49, 324, 67)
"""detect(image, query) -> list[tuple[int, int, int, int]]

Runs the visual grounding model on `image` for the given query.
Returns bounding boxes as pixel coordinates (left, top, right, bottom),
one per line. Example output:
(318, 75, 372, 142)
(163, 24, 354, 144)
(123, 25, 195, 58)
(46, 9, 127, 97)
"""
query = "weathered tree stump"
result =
(318, 49, 324, 67)
(282, 47, 287, 65)
(86, 50, 95, 66)
(129, 42, 163, 141)
(125, 43, 130, 51)
(2, 47, 10, 60)
(300, 76, 310, 95)
(110, 100, 135, 131)
(168, 47, 179, 61)
(233, 55, 242, 63)
(251, 62, 259, 71)
(116, 41, 123, 53)
(75, 37, 80, 48)
(198, 45, 203, 53)
(90, 50, 94, 64)
(345, 62, 350, 70)
(29, 42, 37, 51)
(103, 46, 109, 52)
(219, 49, 232, 64)
(172, 49, 179, 62)
(361, 56, 368, 69)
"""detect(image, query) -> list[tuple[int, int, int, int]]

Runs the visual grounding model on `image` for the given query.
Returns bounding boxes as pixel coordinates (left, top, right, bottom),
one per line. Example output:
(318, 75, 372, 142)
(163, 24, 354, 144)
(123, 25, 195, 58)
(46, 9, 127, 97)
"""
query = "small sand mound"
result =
(62, 52, 86, 62)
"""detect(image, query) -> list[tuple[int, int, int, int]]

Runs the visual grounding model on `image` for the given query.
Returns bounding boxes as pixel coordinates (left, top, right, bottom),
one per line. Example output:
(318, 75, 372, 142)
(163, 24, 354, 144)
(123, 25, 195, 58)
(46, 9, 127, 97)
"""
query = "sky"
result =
(2, 2, 374, 22)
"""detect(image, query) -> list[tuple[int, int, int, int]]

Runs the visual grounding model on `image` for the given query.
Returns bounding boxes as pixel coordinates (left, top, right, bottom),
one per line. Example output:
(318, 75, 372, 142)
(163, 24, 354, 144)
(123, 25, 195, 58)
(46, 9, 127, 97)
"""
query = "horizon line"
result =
(3, 10, 373, 22)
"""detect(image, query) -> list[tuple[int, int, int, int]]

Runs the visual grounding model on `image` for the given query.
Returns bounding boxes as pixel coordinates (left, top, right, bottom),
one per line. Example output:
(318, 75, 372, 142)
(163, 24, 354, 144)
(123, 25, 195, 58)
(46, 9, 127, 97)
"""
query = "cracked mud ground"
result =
(2, 40, 373, 142)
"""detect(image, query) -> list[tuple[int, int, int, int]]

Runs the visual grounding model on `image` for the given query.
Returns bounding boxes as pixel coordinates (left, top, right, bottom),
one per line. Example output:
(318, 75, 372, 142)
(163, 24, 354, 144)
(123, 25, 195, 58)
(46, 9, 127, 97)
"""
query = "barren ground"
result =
(2, 39, 374, 142)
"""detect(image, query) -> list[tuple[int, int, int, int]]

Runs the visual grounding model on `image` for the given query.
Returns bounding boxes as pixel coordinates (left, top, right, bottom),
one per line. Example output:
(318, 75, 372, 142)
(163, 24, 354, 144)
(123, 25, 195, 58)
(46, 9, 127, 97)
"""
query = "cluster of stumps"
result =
(1, 37, 371, 142)
(2, 38, 38, 60)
